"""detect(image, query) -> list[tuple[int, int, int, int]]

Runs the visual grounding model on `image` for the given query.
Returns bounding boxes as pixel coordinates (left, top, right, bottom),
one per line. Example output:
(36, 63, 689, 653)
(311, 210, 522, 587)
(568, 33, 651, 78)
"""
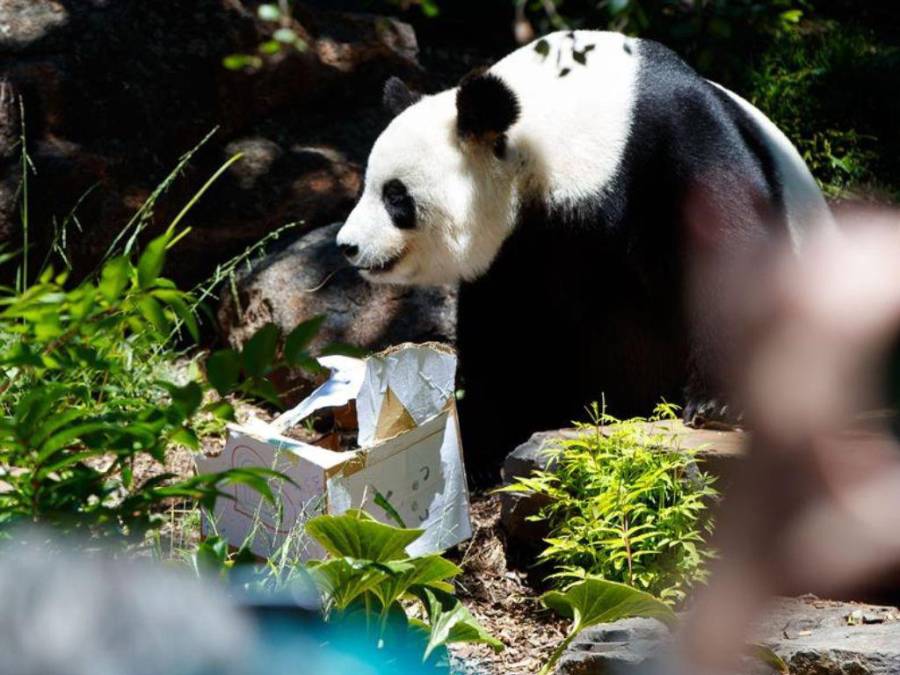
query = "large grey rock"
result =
(556, 618, 672, 674)
(500, 421, 744, 546)
(555, 597, 900, 675)
(218, 221, 457, 354)
(756, 596, 900, 674)
(0, 0, 69, 52)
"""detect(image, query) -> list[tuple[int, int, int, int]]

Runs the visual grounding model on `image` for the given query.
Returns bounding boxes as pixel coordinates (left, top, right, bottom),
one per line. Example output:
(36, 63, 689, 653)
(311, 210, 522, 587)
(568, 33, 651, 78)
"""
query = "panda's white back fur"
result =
(490, 31, 640, 211)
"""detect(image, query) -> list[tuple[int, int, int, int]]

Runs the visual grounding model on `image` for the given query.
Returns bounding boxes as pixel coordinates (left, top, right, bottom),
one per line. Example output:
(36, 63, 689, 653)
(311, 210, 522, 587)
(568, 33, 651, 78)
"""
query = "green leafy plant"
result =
(747, 20, 899, 199)
(304, 509, 502, 668)
(502, 402, 717, 605)
(0, 229, 285, 543)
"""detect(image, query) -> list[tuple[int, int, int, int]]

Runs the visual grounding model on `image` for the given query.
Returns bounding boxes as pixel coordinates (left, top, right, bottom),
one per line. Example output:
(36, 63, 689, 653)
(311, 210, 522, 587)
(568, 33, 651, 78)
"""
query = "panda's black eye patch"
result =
(382, 178, 416, 230)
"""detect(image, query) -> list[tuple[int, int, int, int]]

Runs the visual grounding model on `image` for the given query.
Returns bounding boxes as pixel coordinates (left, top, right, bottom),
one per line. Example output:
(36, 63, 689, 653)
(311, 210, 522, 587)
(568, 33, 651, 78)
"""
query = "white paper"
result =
(271, 355, 366, 433)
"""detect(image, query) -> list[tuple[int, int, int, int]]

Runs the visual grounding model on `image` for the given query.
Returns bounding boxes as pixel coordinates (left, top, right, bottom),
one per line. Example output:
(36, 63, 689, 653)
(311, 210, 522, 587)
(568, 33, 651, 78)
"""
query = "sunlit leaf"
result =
(99, 256, 131, 302)
(137, 233, 169, 289)
(306, 509, 423, 562)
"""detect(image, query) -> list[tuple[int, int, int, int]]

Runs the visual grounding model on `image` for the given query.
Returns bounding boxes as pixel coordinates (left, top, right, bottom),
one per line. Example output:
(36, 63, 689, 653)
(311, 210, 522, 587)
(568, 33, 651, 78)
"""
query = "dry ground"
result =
(448, 494, 568, 675)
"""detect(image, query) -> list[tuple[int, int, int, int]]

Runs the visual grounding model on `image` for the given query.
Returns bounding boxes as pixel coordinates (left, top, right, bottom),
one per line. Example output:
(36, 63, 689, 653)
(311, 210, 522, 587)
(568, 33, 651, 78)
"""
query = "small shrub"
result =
(502, 402, 717, 605)
(194, 508, 503, 670)
(304, 509, 502, 668)
(0, 229, 283, 543)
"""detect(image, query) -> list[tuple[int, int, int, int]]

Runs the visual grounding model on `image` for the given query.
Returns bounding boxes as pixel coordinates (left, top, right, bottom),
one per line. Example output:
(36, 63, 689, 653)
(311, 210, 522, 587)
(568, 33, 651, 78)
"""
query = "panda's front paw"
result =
(683, 396, 743, 431)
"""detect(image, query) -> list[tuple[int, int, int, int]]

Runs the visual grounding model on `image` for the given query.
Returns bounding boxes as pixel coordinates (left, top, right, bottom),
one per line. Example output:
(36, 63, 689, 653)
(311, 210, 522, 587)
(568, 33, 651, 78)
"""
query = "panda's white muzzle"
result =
(335, 218, 407, 279)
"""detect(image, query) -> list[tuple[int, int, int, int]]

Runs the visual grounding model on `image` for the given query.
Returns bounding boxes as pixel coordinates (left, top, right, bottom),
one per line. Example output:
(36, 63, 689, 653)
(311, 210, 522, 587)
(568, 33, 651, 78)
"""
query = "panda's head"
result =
(336, 72, 522, 285)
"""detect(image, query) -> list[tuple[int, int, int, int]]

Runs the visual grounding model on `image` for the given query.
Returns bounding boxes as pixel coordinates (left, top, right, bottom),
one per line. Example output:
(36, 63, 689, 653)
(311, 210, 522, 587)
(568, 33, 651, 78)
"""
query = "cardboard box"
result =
(197, 343, 472, 559)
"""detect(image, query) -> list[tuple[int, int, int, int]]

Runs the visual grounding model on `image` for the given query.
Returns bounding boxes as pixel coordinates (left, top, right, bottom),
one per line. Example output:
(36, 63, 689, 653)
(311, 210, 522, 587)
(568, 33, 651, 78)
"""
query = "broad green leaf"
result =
(137, 233, 169, 289)
(241, 323, 279, 377)
(206, 348, 241, 395)
(421, 588, 503, 660)
(420, 0, 439, 17)
(240, 376, 283, 408)
(99, 256, 130, 302)
(283, 316, 325, 365)
(136, 295, 169, 333)
(161, 381, 204, 419)
(538, 577, 676, 675)
(257, 40, 281, 55)
(372, 554, 461, 609)
(203, 400, 235, 421)
(309, 558, 390, 611)
(305, 509, 423, 562)
(170, 426, 200, 450)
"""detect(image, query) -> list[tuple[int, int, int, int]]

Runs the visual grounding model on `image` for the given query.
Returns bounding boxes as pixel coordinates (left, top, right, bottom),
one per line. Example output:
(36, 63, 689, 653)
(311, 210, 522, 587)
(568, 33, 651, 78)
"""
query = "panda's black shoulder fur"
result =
(457, 37, 790, 485)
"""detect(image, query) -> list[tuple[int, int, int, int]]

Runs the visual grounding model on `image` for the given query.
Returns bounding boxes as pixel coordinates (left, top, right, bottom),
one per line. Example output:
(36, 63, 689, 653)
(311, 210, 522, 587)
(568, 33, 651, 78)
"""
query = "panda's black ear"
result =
(456, 70, 520, 143)
(383, 77, 422, 117)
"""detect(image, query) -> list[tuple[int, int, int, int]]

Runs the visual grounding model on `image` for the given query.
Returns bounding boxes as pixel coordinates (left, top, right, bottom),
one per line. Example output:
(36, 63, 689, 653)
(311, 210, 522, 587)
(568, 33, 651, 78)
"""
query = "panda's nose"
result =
(338, 243, 359, 260)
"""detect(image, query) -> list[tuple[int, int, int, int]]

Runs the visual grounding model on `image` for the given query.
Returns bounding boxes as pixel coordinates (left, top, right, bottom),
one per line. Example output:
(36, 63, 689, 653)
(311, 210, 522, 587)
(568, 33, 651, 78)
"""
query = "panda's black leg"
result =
(681, 266, 745, 431)
(682, 388, 743, 430)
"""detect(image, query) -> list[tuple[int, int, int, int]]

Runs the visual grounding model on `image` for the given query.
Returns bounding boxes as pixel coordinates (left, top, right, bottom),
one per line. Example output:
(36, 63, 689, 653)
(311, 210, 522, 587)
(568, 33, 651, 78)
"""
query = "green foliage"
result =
(537, 576, 676, 675)
(304, 509, 503, 668)
(386, 0, 440, 18)
(223, 2, 307, 72)
(501, 403, 717, 605)
(746, 20, 899, 199)
(204, 316, 356, 408)
(0, 231, 284, 543)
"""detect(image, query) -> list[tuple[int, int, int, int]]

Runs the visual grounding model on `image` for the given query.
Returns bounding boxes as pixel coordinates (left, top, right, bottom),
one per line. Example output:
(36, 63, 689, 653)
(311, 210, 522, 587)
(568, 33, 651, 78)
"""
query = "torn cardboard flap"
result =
(357, 343, 457, 448)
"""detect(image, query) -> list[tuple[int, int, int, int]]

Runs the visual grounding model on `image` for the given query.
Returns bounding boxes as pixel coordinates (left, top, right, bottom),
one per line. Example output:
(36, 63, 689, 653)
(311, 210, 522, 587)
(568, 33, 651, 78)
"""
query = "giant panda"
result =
(336, 31, 832, 484)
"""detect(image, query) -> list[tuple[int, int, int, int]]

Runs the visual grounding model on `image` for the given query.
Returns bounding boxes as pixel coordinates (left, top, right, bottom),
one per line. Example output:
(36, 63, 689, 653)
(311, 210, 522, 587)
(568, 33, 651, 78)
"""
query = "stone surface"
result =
(555, 597, 900, 675)
(0, 1, 422, 287)
(556, 617, 672, 675)
(500, 421, 744, 546)
(217, 221, 456, 354)
(756, 596, 900, 674)
(0, 0, 69, 52)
